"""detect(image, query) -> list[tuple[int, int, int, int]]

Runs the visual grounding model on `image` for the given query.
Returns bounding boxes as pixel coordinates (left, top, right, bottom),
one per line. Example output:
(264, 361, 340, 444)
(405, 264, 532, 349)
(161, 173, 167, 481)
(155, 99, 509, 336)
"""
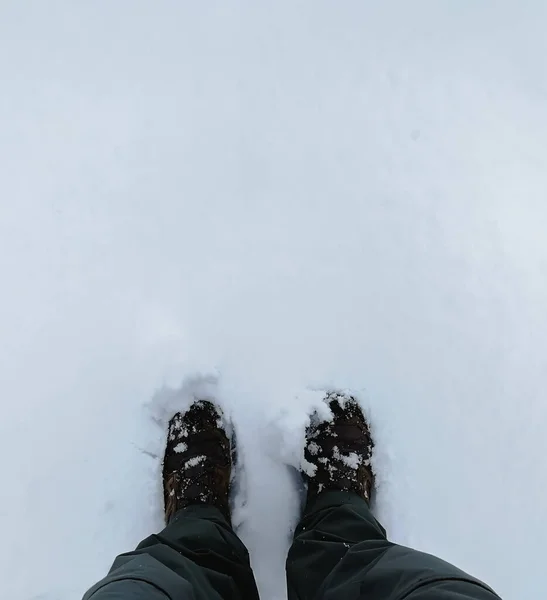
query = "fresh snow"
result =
(333, 448, 362, 470)
(183, 455, 206, 469)
(173, 442, 188, 454)
(1, 3, 547, 600)
(307, 441, 320, 456)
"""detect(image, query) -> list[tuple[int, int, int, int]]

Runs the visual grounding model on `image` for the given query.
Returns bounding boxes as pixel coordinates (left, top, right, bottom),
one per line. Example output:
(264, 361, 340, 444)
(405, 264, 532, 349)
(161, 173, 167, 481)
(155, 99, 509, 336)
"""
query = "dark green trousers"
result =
(83, 491, 500, 600)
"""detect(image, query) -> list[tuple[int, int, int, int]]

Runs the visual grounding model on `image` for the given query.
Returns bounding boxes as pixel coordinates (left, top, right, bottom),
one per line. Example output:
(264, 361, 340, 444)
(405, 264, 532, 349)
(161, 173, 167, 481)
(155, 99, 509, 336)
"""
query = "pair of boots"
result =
(83, 392, 501, 600)
(163, 392, 373, 523)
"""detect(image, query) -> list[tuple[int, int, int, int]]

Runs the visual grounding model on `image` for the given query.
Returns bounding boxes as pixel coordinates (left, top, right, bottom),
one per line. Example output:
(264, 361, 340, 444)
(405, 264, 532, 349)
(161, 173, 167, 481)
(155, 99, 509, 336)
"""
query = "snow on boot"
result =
(163, 400, 232, 523)
(304, 392, 375, 504)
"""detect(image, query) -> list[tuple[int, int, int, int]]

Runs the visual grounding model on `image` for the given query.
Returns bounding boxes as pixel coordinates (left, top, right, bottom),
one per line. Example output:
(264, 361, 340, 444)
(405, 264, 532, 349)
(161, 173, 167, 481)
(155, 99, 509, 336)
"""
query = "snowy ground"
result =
(1, 2, 547, 600)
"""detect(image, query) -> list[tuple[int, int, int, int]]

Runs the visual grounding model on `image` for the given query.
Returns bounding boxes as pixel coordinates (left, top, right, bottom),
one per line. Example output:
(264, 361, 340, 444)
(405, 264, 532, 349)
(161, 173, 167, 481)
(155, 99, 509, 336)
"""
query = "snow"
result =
(307, 441, 320, 456)
(183, 456, 206, 469)
(1, 2, 547, 600)
(333, 448, 362, 470)
(173, 442, 187, 454)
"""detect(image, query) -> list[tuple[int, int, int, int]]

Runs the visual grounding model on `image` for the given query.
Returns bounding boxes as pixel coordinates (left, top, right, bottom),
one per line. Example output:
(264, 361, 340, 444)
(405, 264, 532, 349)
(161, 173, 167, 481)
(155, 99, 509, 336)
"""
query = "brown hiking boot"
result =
(162, 400, 232, 523)
(304, 392, 375, 504)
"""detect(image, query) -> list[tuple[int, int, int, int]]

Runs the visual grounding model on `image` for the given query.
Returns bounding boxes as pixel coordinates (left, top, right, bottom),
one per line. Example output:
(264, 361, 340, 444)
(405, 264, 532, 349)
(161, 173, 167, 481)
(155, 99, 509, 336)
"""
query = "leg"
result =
(287, 490, 499, 600)
(82, 401, 259, 600)
(84, 504, 258, 600)
(287, 392, 501, 600)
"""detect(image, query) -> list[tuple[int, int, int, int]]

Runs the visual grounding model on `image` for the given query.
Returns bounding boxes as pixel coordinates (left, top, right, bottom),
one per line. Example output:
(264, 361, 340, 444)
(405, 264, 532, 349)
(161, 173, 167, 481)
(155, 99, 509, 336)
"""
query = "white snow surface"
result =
(1, 2, 547, 600)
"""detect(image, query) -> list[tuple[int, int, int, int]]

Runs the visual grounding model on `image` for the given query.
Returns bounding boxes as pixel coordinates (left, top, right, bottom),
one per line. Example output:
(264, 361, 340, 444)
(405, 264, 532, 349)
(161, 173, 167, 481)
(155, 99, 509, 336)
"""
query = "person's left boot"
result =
(163, 400, 232, 523)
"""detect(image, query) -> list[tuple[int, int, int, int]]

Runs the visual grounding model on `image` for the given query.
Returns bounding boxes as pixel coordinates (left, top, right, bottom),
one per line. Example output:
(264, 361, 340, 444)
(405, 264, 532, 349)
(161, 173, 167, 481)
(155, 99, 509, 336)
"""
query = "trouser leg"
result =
(287, 491, 500, 600)
(83, 505, 260, 600)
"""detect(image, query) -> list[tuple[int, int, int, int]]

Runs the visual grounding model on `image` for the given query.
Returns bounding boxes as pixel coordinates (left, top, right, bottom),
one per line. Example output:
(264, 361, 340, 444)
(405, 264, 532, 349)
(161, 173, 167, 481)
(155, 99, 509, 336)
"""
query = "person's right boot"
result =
(304, 391, 375, 504)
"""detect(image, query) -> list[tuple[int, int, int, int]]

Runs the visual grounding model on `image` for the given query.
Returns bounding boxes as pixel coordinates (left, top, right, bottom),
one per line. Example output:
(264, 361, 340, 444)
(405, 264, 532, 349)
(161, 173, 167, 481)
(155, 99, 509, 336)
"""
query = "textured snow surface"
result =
(1, 2, 547, 600)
